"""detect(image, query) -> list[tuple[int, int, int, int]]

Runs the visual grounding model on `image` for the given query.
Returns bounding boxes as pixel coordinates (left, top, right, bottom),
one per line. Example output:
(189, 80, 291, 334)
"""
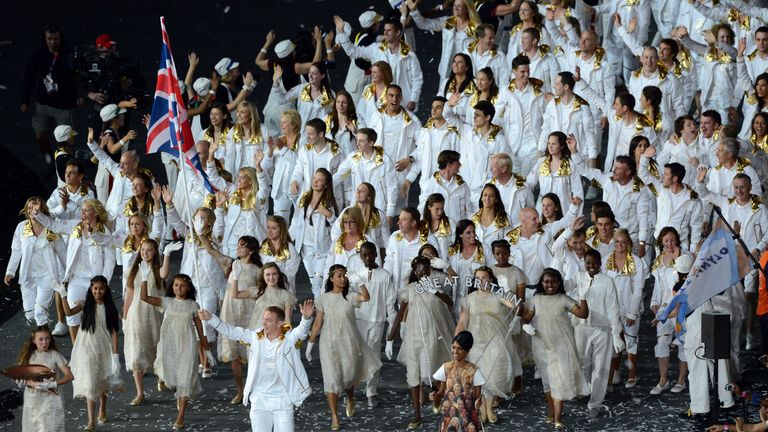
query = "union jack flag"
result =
(146, 17, 213, 193)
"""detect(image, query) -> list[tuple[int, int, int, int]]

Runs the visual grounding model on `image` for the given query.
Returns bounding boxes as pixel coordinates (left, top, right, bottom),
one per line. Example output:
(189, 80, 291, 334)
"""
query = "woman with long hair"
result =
(331, 182, 390, 258)
(117, 189, 163, 297)
(261, 110, 301, 220)
(440, 53, 477, 122)
(603, 229, 648, 390)
(215, 235, 263, 404)
(421, 193, 454, 260)
(123, 239, 167, 406)
(405, 0, 480, 85)
(16, 325, 74, 431)
(273, 61, 336, 130)
(506, 0, 549, 64)
(203, 102, 232, 163)
(209, 164, 270, 254)
(387, 257, 455, 430)
(640, 85, 672, 144)
(224, 101, 271, 175)
(34, 198, 115, 341)
(448, 220, 486, 318)
(735, 47, 768, 140)
(540, 193, 581, 240)
(307, 265, 380, 431)
(657, 116, 701, 186)
(455, 267, 520, 423)
(470, 184, 512, 260)
(114, 172, 155, 237)
(357, 61, 393, 127)
(746, 112, 768, 154)
(521, 267, 588, 429)
(649, 227, 688, 395)
(260, 215, 301, 293)
(450, 67, 504, 128)
(526, 131, 584, 213)
(5, 197, 66, 328)
(290, 168, 339, 297)
(56, 276, 122, 431)
(326, 91, 359, 207)
(325, 207, 371, 273)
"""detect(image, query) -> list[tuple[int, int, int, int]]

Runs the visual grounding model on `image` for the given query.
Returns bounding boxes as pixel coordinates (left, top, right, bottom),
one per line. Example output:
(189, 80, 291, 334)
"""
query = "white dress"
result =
(71, 304, 118, 400)
(22, 350, 67, 432)
(530, 294, 588, 401)
(397, 281, 455, 388)
(124, 276, 163, 373)
(154, 297, 202, 399)
(247, 286, 297, 330)
(218, 263, 261, 363)
(316, 291, 382, 394)
(463, 291, 521, 398)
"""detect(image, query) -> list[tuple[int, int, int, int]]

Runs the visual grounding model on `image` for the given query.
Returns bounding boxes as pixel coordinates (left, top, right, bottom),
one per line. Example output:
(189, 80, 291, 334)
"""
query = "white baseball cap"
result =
(274, 40, 295, 59)
(99, 104, 127, 122)
(674, 254, 693, 274)
(54, 125, 77, 143)
(193, 77, 212, 96)
(214, 57, 239, 76)
(359, 11, 382, 28)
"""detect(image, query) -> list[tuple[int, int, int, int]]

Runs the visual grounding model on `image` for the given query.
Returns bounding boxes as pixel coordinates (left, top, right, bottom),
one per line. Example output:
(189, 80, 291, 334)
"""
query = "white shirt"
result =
(252, 337, 288, 397)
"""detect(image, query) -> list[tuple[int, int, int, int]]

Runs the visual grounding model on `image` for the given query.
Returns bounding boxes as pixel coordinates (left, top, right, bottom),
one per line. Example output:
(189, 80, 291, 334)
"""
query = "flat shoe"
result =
(345, 397, 355, 418)
(83, 425, 94, 432)
(649, 382, 669, 395)
(172, 421, 184, 430)
(432, 402, 440, 415)
(554, 422, 565, 429)
(130, 394, 144, 406)
(230, 394, 243, 405)
(407, 419, 422, 429)
(97, 415, 107, 425)
(670, 383, 686, 393)
(331, 421, 340, 431)
(625, 378, 638, 389)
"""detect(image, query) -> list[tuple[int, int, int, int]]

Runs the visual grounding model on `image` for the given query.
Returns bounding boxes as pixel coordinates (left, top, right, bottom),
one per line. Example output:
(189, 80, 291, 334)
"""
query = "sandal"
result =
(407, 419, 422, 429)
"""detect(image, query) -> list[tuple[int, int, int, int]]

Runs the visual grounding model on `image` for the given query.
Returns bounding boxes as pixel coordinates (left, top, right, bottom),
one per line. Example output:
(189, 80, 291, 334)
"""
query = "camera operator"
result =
(21, 24, 82, 167)
(79, 34, 146, 132)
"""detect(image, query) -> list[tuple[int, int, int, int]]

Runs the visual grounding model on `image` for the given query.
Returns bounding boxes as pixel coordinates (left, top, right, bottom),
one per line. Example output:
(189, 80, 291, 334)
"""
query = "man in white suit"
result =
(199, 300, 315, 432)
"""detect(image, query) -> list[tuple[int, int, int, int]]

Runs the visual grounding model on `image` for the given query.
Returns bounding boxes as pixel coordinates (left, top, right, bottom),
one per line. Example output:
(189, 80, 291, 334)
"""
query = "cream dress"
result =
(316, 291, 382, 394)
(397, 281, 455, 388)
(463, 290, 521, 398)
(247, 286, 297, 330)
(71, 304, 118, 400)
(154, 297, 202, 399)
(530, 293, 588, 401)
(124, 275, 163, 373)
(22, 350, 68, 432)
(218, 262, 261, 363)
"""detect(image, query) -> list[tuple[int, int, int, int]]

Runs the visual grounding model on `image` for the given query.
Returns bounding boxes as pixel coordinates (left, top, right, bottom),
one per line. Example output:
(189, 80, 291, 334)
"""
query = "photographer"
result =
(79, 33, 146, 131)
(21, 24, 81, 167)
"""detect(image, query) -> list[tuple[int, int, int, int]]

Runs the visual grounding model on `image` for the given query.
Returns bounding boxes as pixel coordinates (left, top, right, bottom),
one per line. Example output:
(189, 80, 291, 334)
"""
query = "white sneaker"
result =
(670, 383, 686, 393)
(745, 333, 755, 351)
(52, 322, 69, 336)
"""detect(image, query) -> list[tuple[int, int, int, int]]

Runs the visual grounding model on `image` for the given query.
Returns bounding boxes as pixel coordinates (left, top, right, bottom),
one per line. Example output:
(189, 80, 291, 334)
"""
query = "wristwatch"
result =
(409, 156, 414, 163)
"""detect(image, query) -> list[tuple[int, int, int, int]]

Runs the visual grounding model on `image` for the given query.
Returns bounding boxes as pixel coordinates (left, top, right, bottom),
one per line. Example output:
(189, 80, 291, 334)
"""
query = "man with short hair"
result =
(458, 101, 510, 209)
(21, 24, 80, 166)
(627, 47, 685, 119)
(403, 97, 460, 197)
(705, 136, 762, 198)
(384, 207, 429, 288)
(518, 27, 560, 93)
(86, 128, 141, 220)
(333, 128, 398, 220)
(488, 153, 534, 226)
(465, 24, 509, 85)
(370, 85, 420, 212)
(639, 147, 703, 253)
(199, 301, 316, 432)
(539, 72, 596, 165)
(290, 118, 344, 209)
(418, 150, 471, 222)
(588, 208, 618, 258)
(335, 16, 423, 111)
(698, 110, 723, 168)
(47, 159, 94, 220)
(503, 55, 546, 176)
(744, 27, 768, 82)
(508, 208, 553, 292)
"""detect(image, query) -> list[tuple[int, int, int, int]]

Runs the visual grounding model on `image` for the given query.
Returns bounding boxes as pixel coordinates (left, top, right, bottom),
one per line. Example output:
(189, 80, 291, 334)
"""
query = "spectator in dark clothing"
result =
(21, 24, 81, 165)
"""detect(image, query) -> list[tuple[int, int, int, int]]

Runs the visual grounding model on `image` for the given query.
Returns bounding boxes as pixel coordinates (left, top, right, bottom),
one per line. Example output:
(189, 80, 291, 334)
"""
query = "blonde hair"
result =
(280, 110, 302, 135)
(237, 166, 260, 202)
(342, 207, 365, 233)
(234, 101, 264, 143)
(82, 198, 109, 225)
(19, 196, 50, 219)
(126, 239, 162, 292)
(193, 207, 216, 235)
(458, 0, 481, 25)
(371, 61, 393, 86)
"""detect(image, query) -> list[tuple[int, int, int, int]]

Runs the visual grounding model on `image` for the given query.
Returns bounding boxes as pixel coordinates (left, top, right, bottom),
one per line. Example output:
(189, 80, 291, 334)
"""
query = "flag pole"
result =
(711, 205, 767, 278)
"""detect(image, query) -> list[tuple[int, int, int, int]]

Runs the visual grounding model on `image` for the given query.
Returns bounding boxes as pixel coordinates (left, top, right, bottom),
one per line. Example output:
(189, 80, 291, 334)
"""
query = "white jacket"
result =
(407, 120, 460, 188)
(333, 147, 398, 217)
(5, 220, 66, 284)
(418, 173, 472, 223)
(46, 185, 94, 220)
(539, 94, 596, 159)
(409, 12, 475, 83)
(210, 314, 313, 407)
(567, 272, 622, 332)
(87, 141, 134, 220)
(603, 252, 648, 320)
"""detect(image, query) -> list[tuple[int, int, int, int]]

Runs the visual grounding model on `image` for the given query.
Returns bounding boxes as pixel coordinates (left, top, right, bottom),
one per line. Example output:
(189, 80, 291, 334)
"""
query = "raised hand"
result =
(188, 52, 199, 68)
(273, 64, 283, 83)
(627, 16, 637, 34)
(737, 37, 747, 57)
(161, 185, 173, 205)
(566, 133, 578, 154)
(299, 299, 315, 318)
(265, 30, 276, 47)
(643, 145, 657, 158)
(124, 130, 138, 142)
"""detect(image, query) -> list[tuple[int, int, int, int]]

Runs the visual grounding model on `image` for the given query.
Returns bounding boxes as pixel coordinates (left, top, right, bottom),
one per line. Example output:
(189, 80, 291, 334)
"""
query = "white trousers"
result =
(65, 277, 91, 326)
(21, 277, 55, 326)
(575, 325, 612, 410)
(301, 245, 324, 298)
(197, 285, 219, 342)
(249, 393, 294, 432)
(356, 319, 386, 397)
(685, 341, 734, 414)
(95, 164, 109, 204)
